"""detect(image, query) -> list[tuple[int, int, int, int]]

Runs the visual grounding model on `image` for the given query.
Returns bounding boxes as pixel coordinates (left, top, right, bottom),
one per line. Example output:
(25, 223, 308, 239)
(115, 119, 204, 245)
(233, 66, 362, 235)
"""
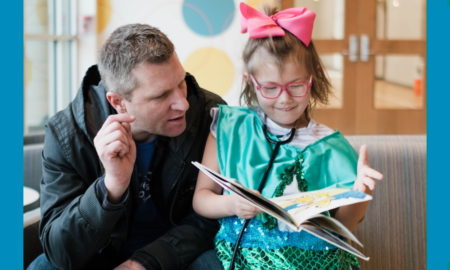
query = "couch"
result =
(349, 135, 426, 270)
(23, 134, 45, 269)
(23, 135, 426, 269)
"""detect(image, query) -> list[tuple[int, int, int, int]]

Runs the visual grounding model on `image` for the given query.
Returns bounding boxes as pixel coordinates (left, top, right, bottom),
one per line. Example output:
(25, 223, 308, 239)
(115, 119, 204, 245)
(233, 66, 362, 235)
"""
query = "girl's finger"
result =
(358, 144, 369, 168)
(361, 176, 376, 190)
(360, 166, 384, 180)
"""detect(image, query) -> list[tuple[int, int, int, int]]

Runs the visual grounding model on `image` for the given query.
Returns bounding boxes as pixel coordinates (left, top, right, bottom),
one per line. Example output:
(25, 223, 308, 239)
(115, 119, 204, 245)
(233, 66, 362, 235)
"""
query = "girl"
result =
(193, 3, 383, 270)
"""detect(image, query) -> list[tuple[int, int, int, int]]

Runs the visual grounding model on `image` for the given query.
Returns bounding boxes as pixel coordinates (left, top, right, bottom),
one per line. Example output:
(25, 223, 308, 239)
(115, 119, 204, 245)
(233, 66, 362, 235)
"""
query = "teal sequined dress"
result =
(214, 105, 360, 270)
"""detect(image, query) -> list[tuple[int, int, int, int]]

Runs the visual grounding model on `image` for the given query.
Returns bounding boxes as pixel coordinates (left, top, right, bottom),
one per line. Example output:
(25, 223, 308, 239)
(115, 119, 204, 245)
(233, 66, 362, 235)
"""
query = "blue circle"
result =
(182, 0, 235, 36)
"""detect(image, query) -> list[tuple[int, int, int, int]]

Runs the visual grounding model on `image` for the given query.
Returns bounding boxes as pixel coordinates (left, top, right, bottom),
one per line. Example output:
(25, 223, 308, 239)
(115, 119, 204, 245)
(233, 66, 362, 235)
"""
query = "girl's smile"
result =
(275, 105, 298, 112)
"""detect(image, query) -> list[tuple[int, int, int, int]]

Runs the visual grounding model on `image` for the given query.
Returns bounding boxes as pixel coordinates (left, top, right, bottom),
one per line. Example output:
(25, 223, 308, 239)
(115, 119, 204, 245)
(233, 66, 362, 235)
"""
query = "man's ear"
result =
(106, 92, 127, 113)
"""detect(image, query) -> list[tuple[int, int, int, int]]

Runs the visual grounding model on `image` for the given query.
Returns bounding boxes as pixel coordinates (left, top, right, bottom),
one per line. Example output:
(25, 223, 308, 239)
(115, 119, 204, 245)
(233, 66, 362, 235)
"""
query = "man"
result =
(28, 24, 225, 270)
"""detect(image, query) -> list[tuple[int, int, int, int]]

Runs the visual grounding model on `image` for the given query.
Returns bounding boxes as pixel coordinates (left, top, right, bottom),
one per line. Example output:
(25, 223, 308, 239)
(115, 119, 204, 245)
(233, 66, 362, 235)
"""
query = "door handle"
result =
(341, 34, 358, 62)
(360, 34, 373, 62)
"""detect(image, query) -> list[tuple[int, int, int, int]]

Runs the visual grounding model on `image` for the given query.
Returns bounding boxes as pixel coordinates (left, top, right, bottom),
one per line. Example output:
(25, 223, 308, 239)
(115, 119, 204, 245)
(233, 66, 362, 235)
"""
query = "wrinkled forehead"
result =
(128, 55, 185, 97)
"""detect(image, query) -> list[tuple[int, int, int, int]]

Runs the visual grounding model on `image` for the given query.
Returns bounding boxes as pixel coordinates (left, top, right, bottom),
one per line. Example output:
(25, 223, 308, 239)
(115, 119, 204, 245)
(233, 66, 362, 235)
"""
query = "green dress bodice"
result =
(214, 105, 360, 270)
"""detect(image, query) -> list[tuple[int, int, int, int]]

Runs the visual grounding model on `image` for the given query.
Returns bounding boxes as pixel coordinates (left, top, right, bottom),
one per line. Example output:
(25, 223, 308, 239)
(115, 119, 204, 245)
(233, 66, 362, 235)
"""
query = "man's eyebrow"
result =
(147, 75, 186, 99)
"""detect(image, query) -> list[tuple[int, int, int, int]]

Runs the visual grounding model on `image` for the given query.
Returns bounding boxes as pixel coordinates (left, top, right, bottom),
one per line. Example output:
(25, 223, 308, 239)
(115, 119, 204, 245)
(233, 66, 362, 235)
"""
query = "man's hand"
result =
(94, 113, 136, 203)
(114, 260, 145, 270)
(353, 144, 384, 194)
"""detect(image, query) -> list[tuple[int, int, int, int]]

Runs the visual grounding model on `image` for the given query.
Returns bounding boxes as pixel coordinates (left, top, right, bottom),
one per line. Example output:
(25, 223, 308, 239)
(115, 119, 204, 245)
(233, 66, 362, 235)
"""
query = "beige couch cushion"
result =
(347, 135, 426, 270)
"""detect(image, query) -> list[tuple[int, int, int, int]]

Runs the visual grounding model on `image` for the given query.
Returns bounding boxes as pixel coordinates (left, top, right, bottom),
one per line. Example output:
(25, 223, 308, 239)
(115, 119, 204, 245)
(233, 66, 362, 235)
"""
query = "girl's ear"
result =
(106, 92, 127, 113)
(243, 73, 250, 83)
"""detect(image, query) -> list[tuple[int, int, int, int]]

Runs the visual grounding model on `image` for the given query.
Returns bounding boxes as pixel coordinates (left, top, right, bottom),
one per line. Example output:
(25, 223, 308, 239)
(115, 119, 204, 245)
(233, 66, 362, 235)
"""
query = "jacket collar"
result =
(72, 65, 115, 145)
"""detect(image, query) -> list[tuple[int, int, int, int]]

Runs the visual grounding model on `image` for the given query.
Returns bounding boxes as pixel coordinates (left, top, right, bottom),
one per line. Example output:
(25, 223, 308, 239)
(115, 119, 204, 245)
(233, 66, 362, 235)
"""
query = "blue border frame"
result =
(427, 1, 450, 269)
(3, 0, 449, 268)
(0, 0, 23, 267)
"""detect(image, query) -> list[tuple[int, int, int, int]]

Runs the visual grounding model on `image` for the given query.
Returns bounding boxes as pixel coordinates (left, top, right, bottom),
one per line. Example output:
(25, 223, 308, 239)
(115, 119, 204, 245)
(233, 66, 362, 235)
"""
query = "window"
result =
(24, 0, 78, 134)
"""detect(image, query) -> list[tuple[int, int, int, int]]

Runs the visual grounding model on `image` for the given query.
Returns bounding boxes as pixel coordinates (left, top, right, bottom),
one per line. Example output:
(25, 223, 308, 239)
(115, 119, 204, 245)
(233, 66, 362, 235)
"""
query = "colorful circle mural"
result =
(184, 47, 235, 96)
(97, 0, 112, 34)
(182, 0, 235, 36)
(246, 0, 277, 10)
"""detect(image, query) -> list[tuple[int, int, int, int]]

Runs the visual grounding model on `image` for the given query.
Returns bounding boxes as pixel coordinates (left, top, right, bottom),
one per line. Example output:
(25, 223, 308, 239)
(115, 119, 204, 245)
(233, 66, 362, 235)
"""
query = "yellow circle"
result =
(184, 48, 234, 97)
(97, 0, 112, 34)
(246, 0, 277, 9)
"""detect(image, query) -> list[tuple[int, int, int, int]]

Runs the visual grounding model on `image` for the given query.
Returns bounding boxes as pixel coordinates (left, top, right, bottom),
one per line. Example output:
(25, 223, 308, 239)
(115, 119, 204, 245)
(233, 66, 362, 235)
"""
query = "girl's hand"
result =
(229, 192, 262, 219)
(354, 144, 384, 194)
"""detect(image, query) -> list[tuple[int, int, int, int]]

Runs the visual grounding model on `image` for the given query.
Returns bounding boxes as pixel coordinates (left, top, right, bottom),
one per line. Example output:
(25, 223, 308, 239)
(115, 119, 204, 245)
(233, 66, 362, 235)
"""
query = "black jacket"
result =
(39, 65, 225, 270)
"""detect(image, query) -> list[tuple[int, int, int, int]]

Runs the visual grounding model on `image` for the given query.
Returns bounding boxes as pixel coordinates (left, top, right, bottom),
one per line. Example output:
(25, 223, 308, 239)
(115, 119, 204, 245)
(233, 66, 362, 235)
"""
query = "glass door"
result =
(283, 0, 426, 134)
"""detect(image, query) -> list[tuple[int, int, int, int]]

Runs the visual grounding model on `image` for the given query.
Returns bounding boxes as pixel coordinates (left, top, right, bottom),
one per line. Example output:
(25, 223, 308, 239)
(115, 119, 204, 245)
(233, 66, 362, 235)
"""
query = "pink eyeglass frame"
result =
(250, 74, 313, 99)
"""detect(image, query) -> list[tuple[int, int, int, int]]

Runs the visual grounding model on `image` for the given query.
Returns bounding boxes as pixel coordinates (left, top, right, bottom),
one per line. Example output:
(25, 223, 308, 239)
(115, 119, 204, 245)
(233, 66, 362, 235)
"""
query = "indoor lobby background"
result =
(23, 1, 427, 270)
(24, 0, 426, 136)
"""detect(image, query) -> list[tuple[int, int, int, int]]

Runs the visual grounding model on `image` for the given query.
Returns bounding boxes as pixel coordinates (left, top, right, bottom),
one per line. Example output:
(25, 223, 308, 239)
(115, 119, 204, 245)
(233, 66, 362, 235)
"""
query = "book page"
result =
(192, 161, 370, 260)
(301, 223, 370, 261)
(306, 214, 362, 246)
(192, 161, 297, 227)
(270, 188, 372, 226)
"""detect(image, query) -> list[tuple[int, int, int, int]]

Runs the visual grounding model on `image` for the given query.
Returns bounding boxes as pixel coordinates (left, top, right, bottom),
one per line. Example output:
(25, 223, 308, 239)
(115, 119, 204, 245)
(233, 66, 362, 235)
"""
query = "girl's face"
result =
(251, 56, 311, 129)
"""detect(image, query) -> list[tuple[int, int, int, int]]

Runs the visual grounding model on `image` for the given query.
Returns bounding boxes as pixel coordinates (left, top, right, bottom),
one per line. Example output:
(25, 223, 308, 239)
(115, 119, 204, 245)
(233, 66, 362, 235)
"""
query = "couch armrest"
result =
(24, 208, 42, 269)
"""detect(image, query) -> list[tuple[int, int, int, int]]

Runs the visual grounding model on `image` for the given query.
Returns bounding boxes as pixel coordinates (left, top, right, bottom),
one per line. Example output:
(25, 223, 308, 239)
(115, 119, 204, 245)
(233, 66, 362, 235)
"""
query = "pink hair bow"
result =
(239, 2, 316, 46)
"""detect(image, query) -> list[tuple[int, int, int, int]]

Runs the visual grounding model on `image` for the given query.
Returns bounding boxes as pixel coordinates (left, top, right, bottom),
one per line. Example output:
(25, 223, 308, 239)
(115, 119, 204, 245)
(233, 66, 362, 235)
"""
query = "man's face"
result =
(123, 54, 189, 142)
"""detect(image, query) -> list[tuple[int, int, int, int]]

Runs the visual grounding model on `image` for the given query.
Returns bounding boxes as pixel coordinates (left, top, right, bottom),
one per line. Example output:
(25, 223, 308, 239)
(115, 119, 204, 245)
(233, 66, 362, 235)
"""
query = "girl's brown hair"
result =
(240, 6, 332, 120)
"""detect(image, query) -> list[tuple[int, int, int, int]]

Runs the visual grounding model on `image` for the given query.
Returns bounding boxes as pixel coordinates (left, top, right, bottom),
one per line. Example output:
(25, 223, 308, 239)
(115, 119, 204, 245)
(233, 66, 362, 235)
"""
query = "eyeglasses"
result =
(250, 74, 312, 99)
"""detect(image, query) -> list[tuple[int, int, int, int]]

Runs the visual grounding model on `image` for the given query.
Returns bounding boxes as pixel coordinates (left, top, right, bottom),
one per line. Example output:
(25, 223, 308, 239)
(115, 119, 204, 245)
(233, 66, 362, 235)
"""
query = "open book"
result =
(192, 161, 372, 261)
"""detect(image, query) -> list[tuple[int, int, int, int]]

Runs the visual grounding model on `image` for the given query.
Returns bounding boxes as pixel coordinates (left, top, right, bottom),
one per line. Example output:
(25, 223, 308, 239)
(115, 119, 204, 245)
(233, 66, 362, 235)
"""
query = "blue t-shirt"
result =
(120, 138, 169, 259)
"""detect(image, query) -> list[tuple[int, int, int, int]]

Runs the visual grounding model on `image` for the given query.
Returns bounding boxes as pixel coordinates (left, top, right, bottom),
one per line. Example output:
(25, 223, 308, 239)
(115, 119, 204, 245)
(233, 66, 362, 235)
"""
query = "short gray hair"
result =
(98, 24, 175, 97)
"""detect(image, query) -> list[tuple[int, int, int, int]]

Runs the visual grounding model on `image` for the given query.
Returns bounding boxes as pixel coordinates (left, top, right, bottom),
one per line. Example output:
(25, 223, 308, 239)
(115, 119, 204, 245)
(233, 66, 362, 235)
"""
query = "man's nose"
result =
(171, 88, 189, 112)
